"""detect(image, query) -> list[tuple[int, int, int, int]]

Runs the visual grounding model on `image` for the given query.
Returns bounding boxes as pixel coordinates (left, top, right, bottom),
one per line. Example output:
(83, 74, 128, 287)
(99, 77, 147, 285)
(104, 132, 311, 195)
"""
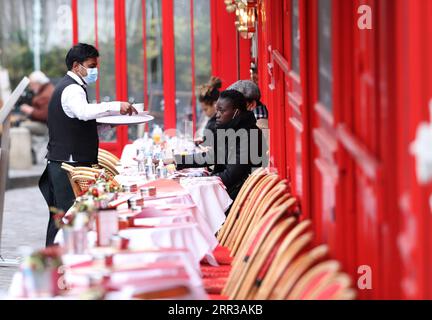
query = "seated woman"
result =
(175, 90, 268, 201)
(196, 77, 222, 145)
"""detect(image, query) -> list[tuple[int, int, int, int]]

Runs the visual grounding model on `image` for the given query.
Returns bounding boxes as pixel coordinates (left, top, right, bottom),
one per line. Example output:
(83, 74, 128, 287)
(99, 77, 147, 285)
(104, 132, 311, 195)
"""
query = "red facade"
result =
(69, 0, 432, 299)
(227, 0, 432, 299)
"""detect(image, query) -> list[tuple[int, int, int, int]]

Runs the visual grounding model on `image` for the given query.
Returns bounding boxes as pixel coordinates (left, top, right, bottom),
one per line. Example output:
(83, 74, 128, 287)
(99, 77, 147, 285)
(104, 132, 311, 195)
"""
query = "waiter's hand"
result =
(120, 102, 138, 116)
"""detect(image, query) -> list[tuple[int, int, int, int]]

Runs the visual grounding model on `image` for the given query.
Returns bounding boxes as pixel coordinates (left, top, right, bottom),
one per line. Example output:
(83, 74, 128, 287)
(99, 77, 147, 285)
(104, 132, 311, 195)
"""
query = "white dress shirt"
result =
(62, 71, 121, 121)
(60, 71, 122, 162)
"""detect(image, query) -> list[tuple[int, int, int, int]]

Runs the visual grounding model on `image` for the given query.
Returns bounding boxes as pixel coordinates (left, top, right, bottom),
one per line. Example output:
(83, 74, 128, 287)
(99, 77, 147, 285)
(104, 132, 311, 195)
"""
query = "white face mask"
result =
(79, 64, 98, 84)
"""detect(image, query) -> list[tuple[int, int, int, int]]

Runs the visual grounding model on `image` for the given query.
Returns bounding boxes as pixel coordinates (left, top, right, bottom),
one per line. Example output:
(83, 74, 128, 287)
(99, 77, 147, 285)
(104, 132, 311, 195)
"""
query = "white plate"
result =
(97, 113, 154, 125)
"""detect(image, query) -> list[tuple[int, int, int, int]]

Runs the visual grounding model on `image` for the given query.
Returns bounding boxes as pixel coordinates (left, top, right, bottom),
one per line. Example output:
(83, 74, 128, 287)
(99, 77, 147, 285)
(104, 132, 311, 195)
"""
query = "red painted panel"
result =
(142, 0, 149, 110)
(238, 37, 252, 80)
(395, 0, 432, 299)
(210, 0, 247, 88)
(72, 0, 78, 44)
(162, 0, 176, 129)
(114, 0, 128, 153)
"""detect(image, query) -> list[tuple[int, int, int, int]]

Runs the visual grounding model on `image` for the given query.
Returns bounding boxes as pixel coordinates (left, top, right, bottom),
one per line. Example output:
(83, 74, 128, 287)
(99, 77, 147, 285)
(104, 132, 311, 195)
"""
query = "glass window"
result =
(146, 0, 164, 130)
(174, 0, 193, 137)
(97, 0, 117, 142)
(0, 0, 72, 110)
(291, 0, 300, 74)
(0, 0, 33, 89)
(78, 0, 95, 45)
(126, 0, 145, 141)
(318, 0, 333, 112)
(78, 0, 96, 102)
(40, 0, 72, 82)
(97, 0, 116, 102)
(193, 0, 211, 129)
(173, 0, 211, 137)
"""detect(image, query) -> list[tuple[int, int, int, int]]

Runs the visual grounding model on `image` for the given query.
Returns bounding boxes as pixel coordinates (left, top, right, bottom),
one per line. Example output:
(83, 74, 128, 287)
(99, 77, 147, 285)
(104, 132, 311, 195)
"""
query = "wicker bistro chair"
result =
(204, 197, 356, 300)
(203, 166, 357, 300)
(286, 260, 348, 300)
(217, 168, 268, 245)
(61, 163, 104, 197)
(306, 273, 354, 300)
(225, 174, 280, 253)
(260, 244, 328, 300)
(227, 209, 313, 300)
(229, 196, 297, 272)
(86, 148, 121, 179)
(61, 163, 82, 198)
(233, 226, 313, 300)
(98, 148, 120, 164)
(222, 200, 297, 297)
(229, 179, 290, 256)
(71, 174, 97, 196)
(96, 155, 120, 178)
(245, 220, 314, 300)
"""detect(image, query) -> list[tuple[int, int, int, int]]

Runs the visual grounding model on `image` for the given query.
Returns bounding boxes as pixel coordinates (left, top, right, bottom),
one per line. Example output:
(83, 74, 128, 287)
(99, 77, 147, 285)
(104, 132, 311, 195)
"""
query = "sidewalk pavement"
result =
(0, 186, 47, 293)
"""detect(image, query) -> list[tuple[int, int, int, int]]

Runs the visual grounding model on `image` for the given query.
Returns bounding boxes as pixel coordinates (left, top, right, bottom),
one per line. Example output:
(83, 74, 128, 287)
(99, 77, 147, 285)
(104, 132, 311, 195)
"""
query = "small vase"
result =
(63, 227, 88, 254)
(23, 268, 61, 298)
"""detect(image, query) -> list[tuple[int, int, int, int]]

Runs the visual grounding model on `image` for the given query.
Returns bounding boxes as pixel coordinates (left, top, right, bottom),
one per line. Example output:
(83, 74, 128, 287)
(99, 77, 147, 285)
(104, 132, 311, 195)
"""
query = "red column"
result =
(210, 0, 251, 88)
(114, 0, 128, 148)
(238, 34, 252, 80)
(94, 0, 101, 102)
(142, 0, 149, 111)
(162, 0, 176, 130)
(71, 0, 78, 44)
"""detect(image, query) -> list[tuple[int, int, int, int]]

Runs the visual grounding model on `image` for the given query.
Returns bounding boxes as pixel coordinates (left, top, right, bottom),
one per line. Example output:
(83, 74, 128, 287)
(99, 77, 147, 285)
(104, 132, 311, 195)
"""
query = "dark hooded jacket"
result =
(176, 110, 268, 200)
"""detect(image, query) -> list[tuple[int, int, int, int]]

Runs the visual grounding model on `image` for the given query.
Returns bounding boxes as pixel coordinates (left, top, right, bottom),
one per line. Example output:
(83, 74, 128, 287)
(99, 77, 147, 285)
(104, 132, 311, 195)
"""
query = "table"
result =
(8, 160, 232, 300)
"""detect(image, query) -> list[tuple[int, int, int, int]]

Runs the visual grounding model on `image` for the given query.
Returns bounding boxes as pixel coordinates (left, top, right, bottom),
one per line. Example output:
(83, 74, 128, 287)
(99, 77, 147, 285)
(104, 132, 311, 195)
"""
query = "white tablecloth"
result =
(118, 222, 208, 267)
(179, 177, 232, 234)
(115, 175, 231, 236)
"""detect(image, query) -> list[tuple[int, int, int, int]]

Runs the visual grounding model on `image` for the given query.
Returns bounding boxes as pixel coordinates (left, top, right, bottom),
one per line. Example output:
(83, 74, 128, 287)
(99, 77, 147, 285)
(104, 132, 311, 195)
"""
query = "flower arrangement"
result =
(21, 247, 64, 297)
(78, 171, 121, 200)
(23, 247, 63, 273)
(50, 197, 95, 231)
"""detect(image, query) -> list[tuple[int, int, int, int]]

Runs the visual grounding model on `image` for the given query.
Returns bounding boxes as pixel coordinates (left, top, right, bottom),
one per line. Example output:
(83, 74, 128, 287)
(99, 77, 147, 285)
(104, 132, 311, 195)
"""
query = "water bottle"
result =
(136, 148, 146, 173)
(153, 144, 162, 161)
(156, 160, 168, 179)
(145, 156, 155, 180)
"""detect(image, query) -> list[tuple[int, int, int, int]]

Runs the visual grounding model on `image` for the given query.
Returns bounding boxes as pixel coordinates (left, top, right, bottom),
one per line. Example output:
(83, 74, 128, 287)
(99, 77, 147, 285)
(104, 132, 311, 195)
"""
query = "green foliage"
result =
(41, 47, 69, 80)
(1, 40, 69, 88)
(0, 31, 33, 88)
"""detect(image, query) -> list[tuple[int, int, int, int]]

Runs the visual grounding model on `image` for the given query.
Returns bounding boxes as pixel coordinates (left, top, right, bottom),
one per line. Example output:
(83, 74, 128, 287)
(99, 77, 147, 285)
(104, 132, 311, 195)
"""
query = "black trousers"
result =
(38, 160, 91, 247)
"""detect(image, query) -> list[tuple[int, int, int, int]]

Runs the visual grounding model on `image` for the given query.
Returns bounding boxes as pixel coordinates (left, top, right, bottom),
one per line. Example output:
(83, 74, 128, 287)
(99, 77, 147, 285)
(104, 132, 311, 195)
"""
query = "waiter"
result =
(39, 43, 137, 246)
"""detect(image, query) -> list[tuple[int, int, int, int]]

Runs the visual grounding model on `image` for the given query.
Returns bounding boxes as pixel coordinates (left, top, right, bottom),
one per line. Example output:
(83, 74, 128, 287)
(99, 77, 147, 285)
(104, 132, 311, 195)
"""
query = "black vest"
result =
(47, 75, 99, 164)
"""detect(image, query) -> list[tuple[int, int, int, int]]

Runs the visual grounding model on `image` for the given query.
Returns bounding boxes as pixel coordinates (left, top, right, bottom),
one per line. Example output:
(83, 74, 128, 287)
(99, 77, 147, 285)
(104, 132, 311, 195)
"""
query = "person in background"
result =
(227, 79, 269, 131)
(39, 43, 137, 246)
(227, 80, 269, 146)
(175, 90, 268, 202)
(196, 76, 222, 145)
(19, 71, 55, 163)
(20, 71, 54, 127)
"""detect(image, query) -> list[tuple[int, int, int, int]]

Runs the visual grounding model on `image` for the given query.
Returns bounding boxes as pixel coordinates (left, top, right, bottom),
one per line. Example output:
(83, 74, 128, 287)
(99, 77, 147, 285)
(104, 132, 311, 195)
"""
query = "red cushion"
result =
(209, 294, 229, 300)
(201, 265, 232, 278)
(213, 245, 233, 265)
(203, 277, 228, 294)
